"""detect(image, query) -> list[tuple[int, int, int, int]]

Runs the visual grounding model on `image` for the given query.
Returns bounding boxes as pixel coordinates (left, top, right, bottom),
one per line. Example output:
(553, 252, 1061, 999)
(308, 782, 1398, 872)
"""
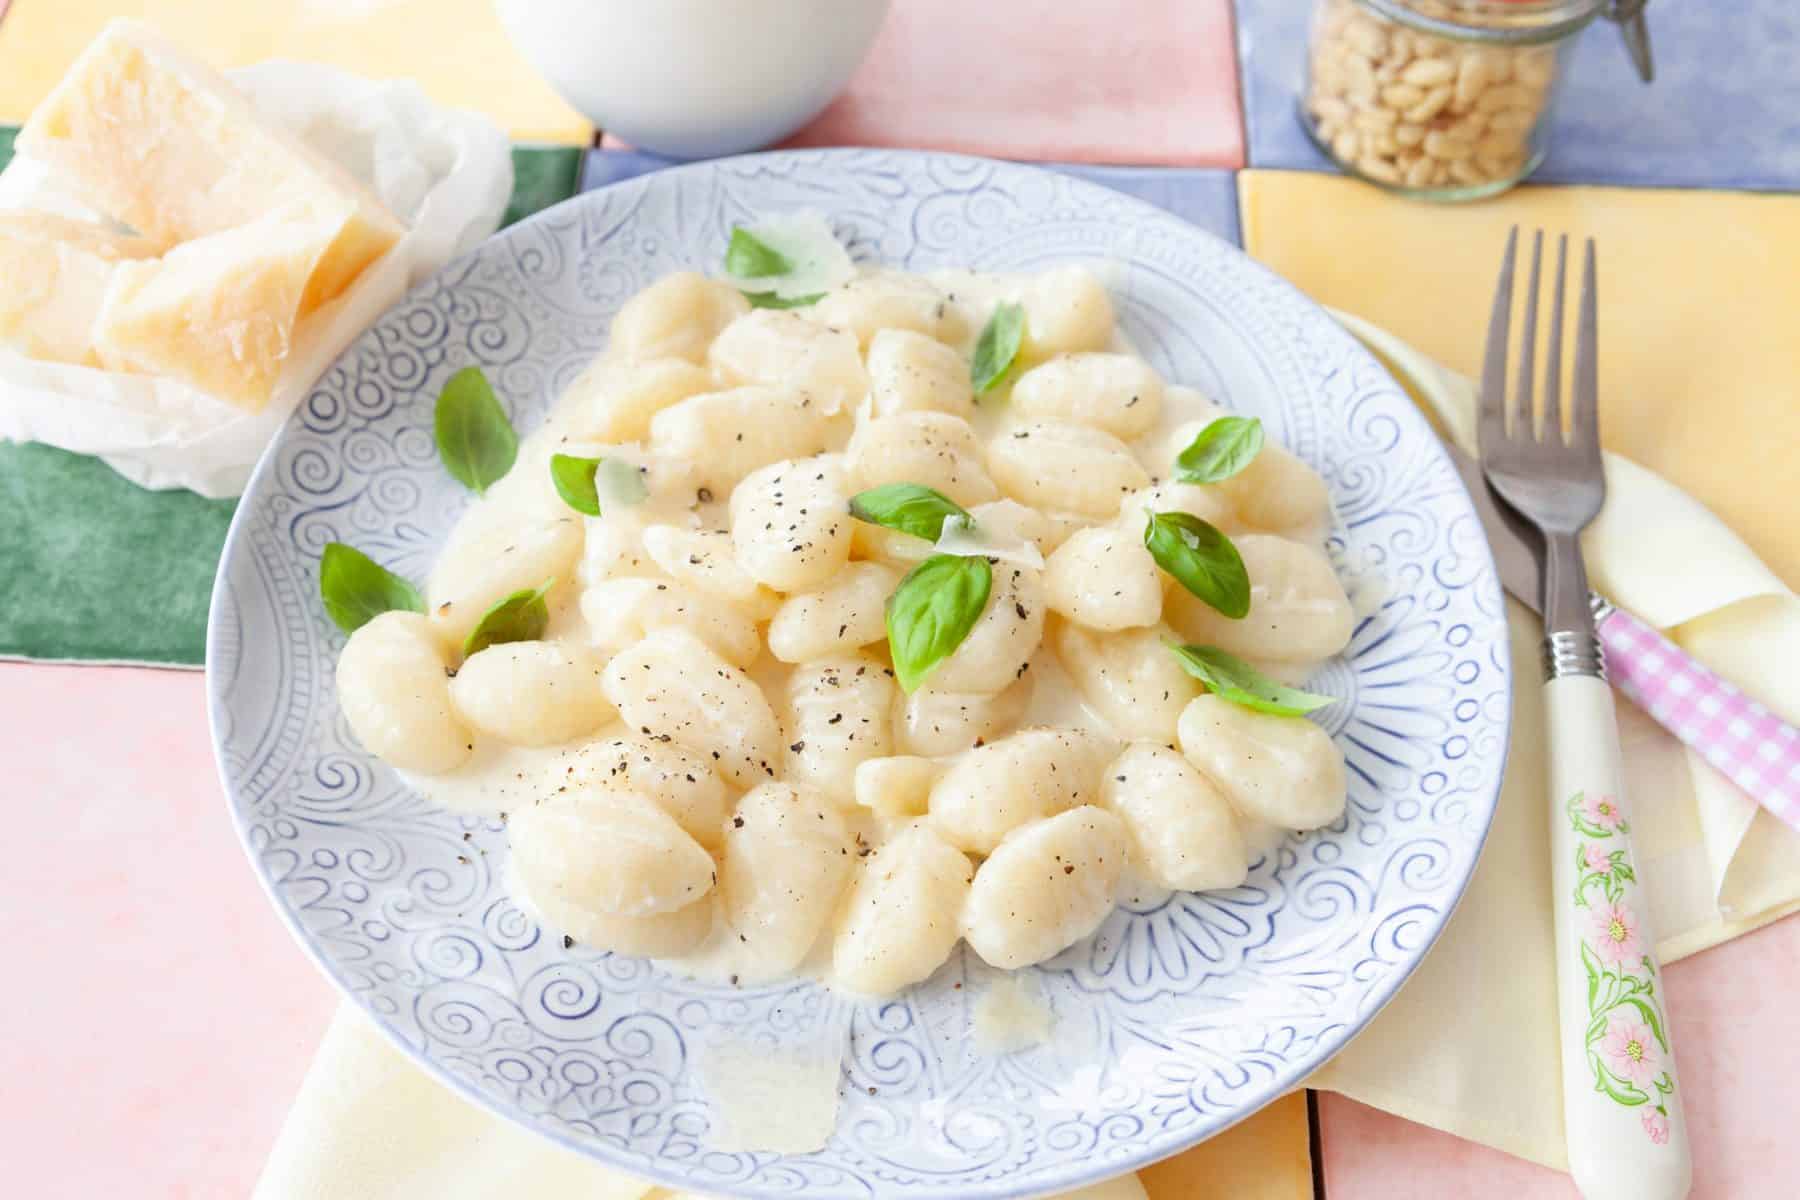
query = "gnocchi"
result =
(987, 422, 1148, 517)
(1100, 743, 1247, 892)
(708, 308, 868, 414)
(509, 785, 716, 918)
(581, 576, 761, 668)
(649, 385, 833, 492)
(600, 628, 782, 788)
(721, 781, 854, 975)
(963, 806, 1127, 969)
(1178, 694, 1348, 831)
(448, 641, 612, 747)
(832, 820, 972, 995)
(336, 612, 472, 774)
(1164, 534, 1355, 663)
(566, 734, 730, 850)
(929, 727, 1110, 854)
(1011, 353, 1163, 440)
(845, 411, 999, 508)
(895, 678, 1031, 758)
(767, 561, 899, 663)
(1043, 526, 1163, 631)
(338, 255, 1360, 1001)
(729, 456, 853, 592)
(866, 328, 974, 419)
(609, 271, 750, 364)
(783, 655, 897, 803)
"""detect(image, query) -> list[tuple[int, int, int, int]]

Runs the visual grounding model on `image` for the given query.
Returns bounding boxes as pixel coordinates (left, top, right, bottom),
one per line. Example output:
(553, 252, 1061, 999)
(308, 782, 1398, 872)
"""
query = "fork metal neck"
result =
(1541, 530, 1603, 679)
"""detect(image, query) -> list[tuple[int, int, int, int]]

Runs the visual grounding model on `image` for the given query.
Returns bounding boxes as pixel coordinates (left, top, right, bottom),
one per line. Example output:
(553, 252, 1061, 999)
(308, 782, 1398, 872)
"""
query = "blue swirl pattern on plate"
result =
(207, 150, 1509, 1199)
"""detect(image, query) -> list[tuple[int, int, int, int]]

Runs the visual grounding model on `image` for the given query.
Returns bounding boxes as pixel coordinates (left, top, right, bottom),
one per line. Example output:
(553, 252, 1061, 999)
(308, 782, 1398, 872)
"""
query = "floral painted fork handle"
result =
(1548, 670, 1692, 1197)
(1596, 600, 1800, 831)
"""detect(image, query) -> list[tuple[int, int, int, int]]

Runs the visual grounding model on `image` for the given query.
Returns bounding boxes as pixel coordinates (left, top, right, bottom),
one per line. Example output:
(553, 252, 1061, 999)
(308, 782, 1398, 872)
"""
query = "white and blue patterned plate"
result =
(208, 150, 1509, 1199)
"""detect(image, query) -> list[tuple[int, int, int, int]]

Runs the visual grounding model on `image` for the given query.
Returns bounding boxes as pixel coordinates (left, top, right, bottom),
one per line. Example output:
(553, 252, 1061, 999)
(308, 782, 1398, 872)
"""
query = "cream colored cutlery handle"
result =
(1547, 674, 1691, 1199)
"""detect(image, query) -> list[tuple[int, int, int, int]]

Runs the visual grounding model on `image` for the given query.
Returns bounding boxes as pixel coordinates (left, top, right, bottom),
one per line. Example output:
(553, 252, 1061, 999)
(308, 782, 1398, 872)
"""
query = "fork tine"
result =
(1542, 234, 1568, 444)
(1513, 230, 1542, 439)
(1479, 227, 1518, 455)
(1571, 238, 1599, 453)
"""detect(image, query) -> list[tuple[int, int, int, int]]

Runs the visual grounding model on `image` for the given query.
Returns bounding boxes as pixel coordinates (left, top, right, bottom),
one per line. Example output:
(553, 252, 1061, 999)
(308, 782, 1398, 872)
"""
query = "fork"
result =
(1480, 229, 1692, 1200)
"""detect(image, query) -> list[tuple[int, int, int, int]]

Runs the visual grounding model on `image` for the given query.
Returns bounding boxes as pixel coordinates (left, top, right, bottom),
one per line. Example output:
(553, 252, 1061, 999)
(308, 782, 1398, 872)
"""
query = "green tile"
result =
(0, 442, 235, 664)
(0, 125, 16, 172)
(503, 144, 584, 228)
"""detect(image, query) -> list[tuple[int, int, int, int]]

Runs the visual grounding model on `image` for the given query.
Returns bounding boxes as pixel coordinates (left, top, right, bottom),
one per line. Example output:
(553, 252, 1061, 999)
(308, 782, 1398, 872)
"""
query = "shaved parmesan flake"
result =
(723, 211, 855, 301)
(935, 514, 1045, 569)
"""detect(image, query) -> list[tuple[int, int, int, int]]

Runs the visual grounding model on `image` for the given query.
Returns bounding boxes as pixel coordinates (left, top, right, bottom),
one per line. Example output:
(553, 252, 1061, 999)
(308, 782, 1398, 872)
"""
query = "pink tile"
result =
(0, 664, 334, 1199)
(1321, 914, 1800, 1198)
(783, 0, 1245, 166)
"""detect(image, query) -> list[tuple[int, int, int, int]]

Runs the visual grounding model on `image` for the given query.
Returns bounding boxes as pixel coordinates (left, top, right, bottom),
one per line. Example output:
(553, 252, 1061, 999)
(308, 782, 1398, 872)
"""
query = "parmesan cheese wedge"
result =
(0, 212, 158, 365)
(94, 208, 332, 411)
(18, 19, 405, 314)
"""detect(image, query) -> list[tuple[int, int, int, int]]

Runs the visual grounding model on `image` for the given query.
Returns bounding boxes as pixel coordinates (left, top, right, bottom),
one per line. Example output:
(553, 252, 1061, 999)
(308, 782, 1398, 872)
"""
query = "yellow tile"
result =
(1240, 170, 1800, 591)
(0, 0, 592, 143)
(1141, 1091, 1314, 1200)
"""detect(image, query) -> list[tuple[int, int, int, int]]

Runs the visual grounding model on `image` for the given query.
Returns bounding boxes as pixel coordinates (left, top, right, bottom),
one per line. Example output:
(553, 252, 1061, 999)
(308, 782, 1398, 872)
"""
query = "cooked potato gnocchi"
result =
(963, 806, 1127, 969)
(337, 254, 1359, 1000)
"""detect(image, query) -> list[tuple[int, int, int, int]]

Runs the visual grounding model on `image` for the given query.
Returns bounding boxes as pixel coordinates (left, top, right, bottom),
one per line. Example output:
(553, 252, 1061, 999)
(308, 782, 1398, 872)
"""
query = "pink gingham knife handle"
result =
(1597, 600, 1800, 831)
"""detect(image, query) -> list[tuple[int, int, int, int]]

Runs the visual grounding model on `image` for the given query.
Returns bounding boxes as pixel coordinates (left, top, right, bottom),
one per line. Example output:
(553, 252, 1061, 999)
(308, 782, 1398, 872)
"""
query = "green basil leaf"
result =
(318, 542, 424, 634)
(970, 301, 1026, 395)
(1168, 643, 1334, 717)
(849, 483, 971, 543)
(725, 227, 793, 279)
(742, 289, 825, 309)
(550, 453, 605, 516)
(434, 366, 517, 495)
(462, 579, 553, 657)
(1143, 510, 1250, 618)
(886, 554, 992, 693)
(1175, 416, 1265, 484)
(549, 453, 648, 516)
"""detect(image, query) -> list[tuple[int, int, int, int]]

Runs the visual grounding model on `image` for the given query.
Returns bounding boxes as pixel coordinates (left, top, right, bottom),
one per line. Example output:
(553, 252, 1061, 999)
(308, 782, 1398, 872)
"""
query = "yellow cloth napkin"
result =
(1307, 320, 1800, 1169)
(0, 0, 592, 144)
(1240, 170, 1800, 1168)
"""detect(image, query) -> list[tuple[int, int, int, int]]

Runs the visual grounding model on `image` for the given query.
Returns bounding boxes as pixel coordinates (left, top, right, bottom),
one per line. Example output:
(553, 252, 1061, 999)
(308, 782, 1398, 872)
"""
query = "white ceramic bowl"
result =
(496, 0, 891, 158)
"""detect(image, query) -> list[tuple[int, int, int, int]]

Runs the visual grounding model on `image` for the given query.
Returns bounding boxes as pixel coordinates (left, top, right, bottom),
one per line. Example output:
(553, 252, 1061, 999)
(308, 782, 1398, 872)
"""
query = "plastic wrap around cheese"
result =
(94, 207, 331, 411)
(17, 19, 405, 314)
(0, 212, 158, 365)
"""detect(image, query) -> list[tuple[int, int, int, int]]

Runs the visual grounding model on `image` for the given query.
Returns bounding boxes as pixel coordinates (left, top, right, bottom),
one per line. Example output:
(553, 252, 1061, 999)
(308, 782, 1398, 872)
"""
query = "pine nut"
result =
(1402, 58, 1455, 87)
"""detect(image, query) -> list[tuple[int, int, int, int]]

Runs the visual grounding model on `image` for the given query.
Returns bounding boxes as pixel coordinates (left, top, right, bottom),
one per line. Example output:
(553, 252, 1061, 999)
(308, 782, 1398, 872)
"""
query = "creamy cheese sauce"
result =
(391, 261, 1345, 996)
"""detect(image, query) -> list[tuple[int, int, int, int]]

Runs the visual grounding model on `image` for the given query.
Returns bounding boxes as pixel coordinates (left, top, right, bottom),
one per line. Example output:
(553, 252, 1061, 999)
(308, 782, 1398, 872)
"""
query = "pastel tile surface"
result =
(1236, 0, 1800, 190)
(1322, 914, 1800, 1199)
(0, 0, 592, 142)
(784, 0, 1244, 166)
(0, 665, 335, 1199)
(1240, 169, 1800, 588)
(587, 151, 1243, 244)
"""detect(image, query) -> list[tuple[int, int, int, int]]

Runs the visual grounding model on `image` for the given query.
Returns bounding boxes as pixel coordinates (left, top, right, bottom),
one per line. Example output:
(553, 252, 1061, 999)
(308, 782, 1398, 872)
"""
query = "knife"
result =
(1444, 438, 1800, 832)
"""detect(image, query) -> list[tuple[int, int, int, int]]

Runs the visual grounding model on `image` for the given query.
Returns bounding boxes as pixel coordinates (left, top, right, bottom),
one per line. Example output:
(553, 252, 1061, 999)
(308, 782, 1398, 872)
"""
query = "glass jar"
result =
(1301, 0, 1614, 200)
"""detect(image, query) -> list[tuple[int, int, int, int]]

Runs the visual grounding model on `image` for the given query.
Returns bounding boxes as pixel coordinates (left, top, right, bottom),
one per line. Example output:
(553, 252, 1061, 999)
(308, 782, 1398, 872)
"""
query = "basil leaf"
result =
(549, 453, 647, 516)
(849, 483, 971, 543)
(318, 542, 423, 634)
(1168, 643, 1334, 717)
(1175, 416, 1265, 484)
(1143, 510, 1250, 619)
(434, 366, 517, 495)
(885, 554, 992, 693)
(725, 227, 792, 278)
(743, 289, 825, 309)
(970, 301, 1026, 394)
(462, 580, 553, 657)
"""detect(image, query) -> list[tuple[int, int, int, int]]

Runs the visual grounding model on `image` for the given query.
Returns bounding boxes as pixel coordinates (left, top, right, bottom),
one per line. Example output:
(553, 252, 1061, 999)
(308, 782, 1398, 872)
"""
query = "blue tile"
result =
(1236, 0, 1800, 192)
(584, 152, 1243, 246)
